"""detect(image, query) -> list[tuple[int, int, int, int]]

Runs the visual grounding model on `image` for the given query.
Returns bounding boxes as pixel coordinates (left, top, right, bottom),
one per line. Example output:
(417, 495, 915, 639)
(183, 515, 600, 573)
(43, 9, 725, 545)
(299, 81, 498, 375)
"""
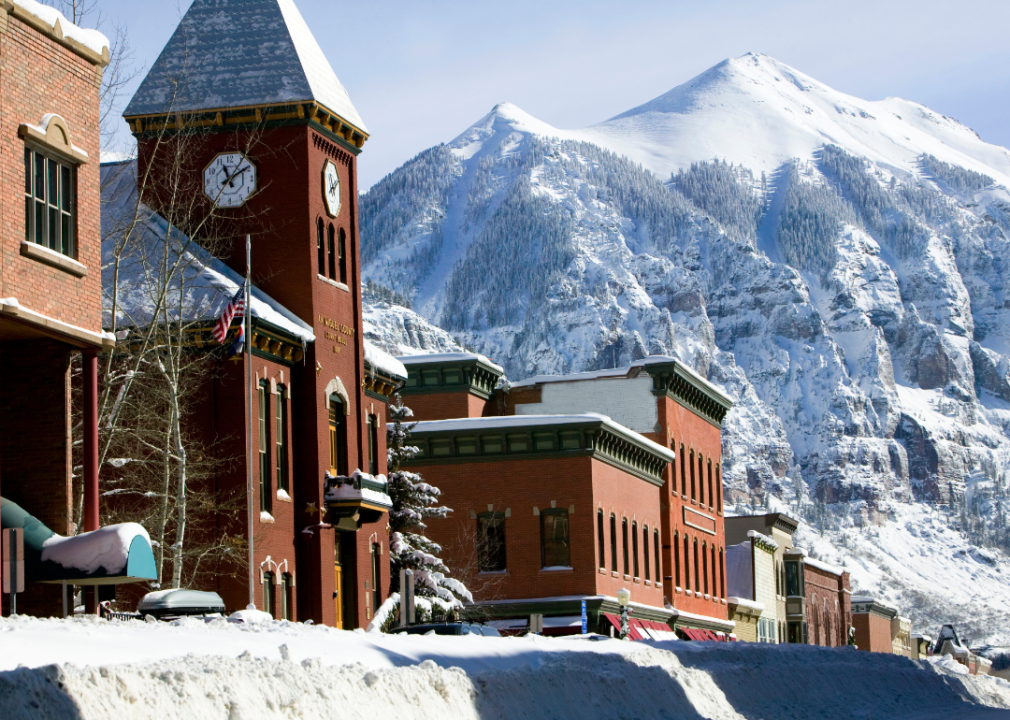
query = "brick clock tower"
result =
(122, 0, 395, 627)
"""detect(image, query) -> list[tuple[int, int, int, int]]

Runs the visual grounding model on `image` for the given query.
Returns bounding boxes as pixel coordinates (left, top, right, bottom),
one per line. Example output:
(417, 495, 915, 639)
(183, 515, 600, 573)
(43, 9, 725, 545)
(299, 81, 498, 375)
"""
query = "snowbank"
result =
(1, 616, 1009, 719)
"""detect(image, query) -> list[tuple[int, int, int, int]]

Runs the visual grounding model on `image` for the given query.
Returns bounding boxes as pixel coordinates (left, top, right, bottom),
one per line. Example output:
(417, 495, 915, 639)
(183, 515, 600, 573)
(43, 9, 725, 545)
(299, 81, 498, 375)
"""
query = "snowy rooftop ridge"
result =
(396, 351, 504, 373)
(364, 341, 407, 380)
(407, 413, 676, 461)
(123, 0, 366, 133)
(10, 0, 110, 58)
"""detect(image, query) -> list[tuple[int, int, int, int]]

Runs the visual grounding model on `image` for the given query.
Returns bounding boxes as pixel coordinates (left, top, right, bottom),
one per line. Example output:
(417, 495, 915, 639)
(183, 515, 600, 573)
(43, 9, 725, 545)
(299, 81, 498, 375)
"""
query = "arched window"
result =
(281, 573, 293, 621)
(693, 538, 700, 592)
(597, 510, 605, 570)
(690, 450, 696, 501)
(327, 223, 336, 280)
(338, 228, 347, 285)
(367, 414, 379, 475)
(683, 534, 691, 591)
(719, 547, 726, 600)
(632, 521, 639, 578)
(610, 514, 618, 572)
(316, 218, 325, 276)
(702, 542, 709, 595)
(680, 445, 687, 496)
(654, 530, 661, 585)
(673, 531, 681, 588)
(716, 464, 722, 511)
(707, 460, 714, 509)
(670, 439, 676, 495)
(622, 519, 630, 576)
(698, 453, 705, 505)
(328, 393, 347, 475)
(710, 544, 717, 598)
(643, 524, 650, 581)
(263, 571, 275, 618)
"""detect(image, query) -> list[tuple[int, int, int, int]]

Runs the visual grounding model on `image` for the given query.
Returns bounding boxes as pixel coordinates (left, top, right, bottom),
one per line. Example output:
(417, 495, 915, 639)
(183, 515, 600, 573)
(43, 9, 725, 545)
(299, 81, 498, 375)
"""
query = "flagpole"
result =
(245, 233, 255, 609)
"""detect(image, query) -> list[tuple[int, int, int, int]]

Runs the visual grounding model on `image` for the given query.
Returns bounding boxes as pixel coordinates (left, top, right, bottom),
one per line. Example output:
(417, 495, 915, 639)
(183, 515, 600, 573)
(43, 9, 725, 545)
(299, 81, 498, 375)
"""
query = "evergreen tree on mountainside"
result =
(386, 395, 472, 608)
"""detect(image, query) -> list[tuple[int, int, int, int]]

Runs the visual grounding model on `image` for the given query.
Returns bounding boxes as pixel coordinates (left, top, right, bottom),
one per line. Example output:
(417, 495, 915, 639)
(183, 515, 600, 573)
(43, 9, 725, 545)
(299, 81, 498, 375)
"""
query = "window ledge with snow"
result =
(21, 241, 87, 277)
(539, 566, 574, 572)
(276, 489, 291, 502)
(260, 511, 275, 524)
(479, 570, 508, 575)
(317, 274, 349, 292)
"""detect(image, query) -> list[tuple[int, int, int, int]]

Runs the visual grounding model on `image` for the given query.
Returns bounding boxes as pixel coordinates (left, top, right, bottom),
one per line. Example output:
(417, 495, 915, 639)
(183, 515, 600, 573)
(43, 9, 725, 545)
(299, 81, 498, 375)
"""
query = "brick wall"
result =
(401, 390, 490, 422)
(853, 611, 892, 653)
(0, 13, 102, 330)
(803, 564, 847, 647)
(419, 455, 665, 610)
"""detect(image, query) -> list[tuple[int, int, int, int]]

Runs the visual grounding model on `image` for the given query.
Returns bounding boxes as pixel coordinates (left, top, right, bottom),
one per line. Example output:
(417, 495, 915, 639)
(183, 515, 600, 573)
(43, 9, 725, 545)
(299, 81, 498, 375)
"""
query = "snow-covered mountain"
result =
(361, 53, 1010, 642)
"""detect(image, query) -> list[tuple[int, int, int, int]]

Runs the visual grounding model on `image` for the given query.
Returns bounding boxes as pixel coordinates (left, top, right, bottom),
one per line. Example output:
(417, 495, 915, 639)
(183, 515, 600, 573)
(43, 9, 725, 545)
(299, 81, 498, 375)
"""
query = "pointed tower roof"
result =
(124, 0, 366, 134)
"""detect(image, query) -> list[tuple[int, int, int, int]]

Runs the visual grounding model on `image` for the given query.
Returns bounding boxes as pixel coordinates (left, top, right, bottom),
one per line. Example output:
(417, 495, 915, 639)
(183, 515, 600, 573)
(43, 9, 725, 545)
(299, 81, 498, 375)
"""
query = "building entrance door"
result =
(334, 534, 344, 629)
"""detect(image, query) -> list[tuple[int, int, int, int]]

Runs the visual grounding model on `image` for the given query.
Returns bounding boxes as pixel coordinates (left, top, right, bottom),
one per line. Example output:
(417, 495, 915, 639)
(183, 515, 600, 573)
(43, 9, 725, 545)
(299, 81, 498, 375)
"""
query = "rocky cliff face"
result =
(360, 54, 1010, 640)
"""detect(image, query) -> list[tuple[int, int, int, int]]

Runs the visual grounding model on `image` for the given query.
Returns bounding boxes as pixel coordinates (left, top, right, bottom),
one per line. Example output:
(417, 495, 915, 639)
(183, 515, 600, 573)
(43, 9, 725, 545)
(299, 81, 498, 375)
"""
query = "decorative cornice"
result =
(406, 418, 670, 486)
(646, 361, 732, 428)
(124, 101, 367, 152)
(400, 356, 503, 401)
(2, 1, 110, 67)
(117, 317, 306, 365)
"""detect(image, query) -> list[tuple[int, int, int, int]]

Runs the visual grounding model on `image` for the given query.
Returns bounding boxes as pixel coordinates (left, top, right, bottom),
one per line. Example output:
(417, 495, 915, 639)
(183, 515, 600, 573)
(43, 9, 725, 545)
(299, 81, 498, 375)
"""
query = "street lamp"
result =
(617, 587, 631, 640)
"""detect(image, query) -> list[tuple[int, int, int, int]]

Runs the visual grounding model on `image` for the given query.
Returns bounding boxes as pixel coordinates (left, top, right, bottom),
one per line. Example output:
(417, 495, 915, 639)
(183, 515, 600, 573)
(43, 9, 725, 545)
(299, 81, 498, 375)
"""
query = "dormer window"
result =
(24, 147, 75, 257)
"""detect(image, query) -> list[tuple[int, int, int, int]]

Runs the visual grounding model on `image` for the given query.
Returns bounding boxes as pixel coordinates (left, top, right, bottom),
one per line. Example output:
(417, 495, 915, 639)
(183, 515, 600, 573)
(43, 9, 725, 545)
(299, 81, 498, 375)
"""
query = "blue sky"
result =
(92, 0, 1010, 191)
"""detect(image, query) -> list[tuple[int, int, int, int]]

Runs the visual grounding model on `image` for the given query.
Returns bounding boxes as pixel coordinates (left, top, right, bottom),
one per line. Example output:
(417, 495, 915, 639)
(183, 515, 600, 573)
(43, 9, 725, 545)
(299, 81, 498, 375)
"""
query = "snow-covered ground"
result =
(2, 615, 1010, 719)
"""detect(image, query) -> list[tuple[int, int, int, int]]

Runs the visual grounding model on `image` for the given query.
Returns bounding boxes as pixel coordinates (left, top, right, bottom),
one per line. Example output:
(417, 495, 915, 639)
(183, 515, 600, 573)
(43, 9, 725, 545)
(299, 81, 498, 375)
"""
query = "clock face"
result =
(203, 152, 257, 208)
(323, 160, 341, 217)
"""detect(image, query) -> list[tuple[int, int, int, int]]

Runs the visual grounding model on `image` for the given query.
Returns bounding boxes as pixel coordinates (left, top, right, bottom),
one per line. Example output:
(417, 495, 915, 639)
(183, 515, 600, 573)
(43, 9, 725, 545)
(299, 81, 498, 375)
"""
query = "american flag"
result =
(212, 288, 245, 344)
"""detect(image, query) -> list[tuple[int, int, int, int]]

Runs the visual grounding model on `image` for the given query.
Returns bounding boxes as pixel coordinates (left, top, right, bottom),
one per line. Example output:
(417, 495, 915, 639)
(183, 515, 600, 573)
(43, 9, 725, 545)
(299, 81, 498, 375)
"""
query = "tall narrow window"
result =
(338, 228, 347, 285)
(276, 386, 288, 494)
(597, 510, 605, 570)
(702, 542, 709, 595)
(643, 525, 650, 581)
(707, 460, 714, 509)
(690, 450, 696, 501)
(281, 573, 293, 620)
(680, 446, 687, 496)
(367, 414, 379, 475)
(540, 509, 570, 568)
(698, 454, 705, 505)
(719, 547, 725, 600)
(327, 223, 336, 280)
(710, 545, 717, 598)
(24, 147, 75, 257)
(371, 543, 382, 614)
(328, 394, 347, 476)
(317, 218, 325, 276)
(716, 465, 722, 511)
(654, 530, 661, 586)
(674, 532, 681, 588)
(610, 514, 618, 572)
(693, 539, 700, 592)
(684, 535, 692, 591)
(622, 519, 630, 576)
(263, 572, 275, 617)
(670, 441, 676, 494)
(258, 381, 271, 515)
(632, 522, 640, 578)
(478, 512, 507, 571)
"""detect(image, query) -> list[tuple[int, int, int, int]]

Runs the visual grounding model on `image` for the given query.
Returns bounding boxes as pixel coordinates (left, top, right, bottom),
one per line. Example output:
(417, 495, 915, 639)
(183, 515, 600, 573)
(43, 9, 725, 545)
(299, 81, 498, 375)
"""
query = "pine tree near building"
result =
(386, 395, 472, 611)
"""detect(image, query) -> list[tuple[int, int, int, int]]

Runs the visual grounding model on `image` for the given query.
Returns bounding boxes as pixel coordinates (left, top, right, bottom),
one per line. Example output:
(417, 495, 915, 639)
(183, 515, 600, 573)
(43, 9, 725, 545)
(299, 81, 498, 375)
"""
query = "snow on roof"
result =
(407, 413, 676, 461)
(40, 523, 149, 575)
(726, 597, 764, 612)
(364, 341, 407, 380)
(124, 0, 366, 133)
(12, 0, 110, 57)
(397, 352, 504, 373)
(101, 161, 314, 343)
(802, 556, 846, 577)
(511, 355, 731, 406)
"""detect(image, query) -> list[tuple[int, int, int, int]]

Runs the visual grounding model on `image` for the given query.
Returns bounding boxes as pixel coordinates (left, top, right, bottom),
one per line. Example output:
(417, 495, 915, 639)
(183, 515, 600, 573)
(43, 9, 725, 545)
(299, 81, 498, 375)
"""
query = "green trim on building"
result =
(400, 357, 503, 401)
(406, 418, 669, 486)
(646, 361, 733, 428)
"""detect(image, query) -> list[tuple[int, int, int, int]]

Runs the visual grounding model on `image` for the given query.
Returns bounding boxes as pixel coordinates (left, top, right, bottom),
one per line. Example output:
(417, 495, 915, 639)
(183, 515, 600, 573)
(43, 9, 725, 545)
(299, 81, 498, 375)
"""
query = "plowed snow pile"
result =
(2, 616, 1009, 719)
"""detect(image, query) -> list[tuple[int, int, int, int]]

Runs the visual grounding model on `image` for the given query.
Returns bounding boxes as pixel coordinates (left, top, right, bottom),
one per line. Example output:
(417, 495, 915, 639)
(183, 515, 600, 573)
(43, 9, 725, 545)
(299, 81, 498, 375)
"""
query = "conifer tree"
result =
(386, 394, 472, 608)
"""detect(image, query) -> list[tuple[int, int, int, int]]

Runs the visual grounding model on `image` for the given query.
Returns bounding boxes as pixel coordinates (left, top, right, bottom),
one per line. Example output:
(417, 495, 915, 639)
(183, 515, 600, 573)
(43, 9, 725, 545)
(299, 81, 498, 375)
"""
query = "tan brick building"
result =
(852, 596, 898, 653)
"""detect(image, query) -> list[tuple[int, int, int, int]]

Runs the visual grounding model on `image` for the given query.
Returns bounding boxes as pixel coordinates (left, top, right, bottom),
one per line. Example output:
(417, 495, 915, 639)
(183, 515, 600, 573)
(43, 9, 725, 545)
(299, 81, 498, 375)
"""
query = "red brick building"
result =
(107, 0, 404, 627)
(784, 548, 852, 647)
(851, 595, 898, 653)
(399, 354, 735, 636)
(0, 1, 125, 616)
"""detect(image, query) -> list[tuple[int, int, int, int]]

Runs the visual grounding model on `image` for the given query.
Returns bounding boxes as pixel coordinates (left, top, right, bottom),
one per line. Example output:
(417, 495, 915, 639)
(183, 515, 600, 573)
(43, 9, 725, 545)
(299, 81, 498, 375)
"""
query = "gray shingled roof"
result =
(124, 0, 366, 132)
